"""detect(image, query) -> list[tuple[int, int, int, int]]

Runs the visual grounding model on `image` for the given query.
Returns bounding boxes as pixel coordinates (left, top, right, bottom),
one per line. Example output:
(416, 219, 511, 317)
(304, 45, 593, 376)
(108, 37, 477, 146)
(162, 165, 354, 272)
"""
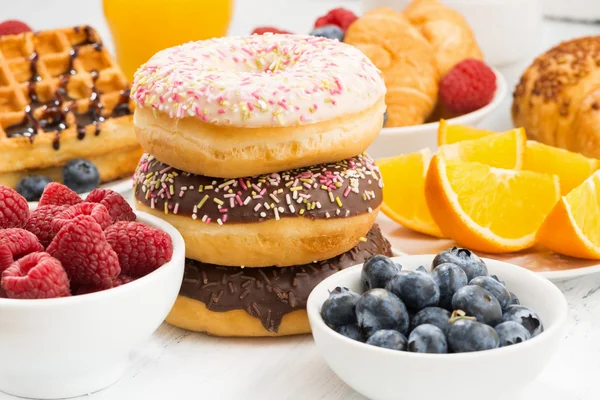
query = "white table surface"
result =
(2, 1, 600, 399)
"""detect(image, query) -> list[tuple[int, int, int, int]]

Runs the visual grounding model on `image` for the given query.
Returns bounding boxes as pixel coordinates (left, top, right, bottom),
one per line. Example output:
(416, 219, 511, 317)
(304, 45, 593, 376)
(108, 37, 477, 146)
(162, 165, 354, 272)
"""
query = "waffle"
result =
(0, 26, 141, 187)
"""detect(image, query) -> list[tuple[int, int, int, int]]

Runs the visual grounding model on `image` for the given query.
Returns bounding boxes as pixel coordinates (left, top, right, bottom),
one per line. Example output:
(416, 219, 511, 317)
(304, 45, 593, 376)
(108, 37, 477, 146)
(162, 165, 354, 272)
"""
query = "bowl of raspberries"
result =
(307, 249, 567, 400)
(0, 183, 185, 399)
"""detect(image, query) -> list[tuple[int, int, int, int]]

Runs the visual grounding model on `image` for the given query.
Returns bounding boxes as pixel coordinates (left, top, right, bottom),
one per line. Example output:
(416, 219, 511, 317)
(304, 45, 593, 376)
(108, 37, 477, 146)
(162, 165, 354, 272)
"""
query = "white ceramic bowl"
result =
(0, 211, 185, 399)
(366, 67, 507, 160)
(307, 255, 568, 400)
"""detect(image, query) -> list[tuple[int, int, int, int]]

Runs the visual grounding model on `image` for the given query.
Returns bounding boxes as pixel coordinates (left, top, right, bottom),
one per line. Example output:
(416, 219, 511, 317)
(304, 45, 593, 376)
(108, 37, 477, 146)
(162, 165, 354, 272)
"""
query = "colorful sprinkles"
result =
(131, 34, 386, 127)
(133, 153, 384, 224)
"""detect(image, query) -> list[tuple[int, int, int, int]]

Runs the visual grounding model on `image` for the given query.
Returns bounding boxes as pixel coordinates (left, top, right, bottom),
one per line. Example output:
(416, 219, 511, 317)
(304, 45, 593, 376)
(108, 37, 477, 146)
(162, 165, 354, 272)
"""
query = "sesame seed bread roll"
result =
(133, 153, 383, 267)
(403, 0, 484, 77)
(166, 224, 393, 337)
(344, 8, 439, 127)
(131, 34, 386, 178)
(512, 36, 600, 158)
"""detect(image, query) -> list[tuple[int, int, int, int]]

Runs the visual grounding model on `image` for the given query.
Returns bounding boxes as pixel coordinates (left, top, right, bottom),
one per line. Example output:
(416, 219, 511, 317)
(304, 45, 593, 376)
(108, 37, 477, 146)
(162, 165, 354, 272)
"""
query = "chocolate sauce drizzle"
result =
(179, 225, 393, 333)
(27, 82, 43, 109)
(111, 88, 132, 118)
(28, 52, 41, 83)
(66, 48, 78, 76)
(73, 71, 105, 139)
(73, 25, 96, 48)
(4, 106, 39, 141)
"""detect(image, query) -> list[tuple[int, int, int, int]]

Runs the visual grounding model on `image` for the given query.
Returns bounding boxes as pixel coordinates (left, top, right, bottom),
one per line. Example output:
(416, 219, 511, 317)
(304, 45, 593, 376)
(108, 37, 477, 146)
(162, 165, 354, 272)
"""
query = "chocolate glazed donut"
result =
(133, 152, 384, 267)
(165, 224, 393, 337)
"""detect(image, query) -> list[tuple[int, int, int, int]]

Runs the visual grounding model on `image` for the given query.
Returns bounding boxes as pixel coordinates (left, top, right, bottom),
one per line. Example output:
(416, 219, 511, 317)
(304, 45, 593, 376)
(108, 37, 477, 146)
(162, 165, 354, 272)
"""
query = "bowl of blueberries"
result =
(307, 247, 568, 400)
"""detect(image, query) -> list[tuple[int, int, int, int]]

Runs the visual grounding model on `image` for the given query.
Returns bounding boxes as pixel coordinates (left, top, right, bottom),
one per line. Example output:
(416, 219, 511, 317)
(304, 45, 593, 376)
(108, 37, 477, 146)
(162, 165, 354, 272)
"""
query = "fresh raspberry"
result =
(439, 59, 497, 115)
(52, 202, 112, 233)
(1, 252, 70, 299)
(113, 274, 135, 287)
(0, 20, 32, 36)
(38, 182, 83, 207)
(86, 188, 136, 223)
(0, 229, 44, 272)
(47, 215, 120, 287)
(105, 221, 173, 277)
(74, 274, 135, 295)
(74, 285, 103, 295)
(251, 26, 292, 35)
(24, 205, 68, 247)
(314, 8, 358, 32)
(0, 185, 29, 229)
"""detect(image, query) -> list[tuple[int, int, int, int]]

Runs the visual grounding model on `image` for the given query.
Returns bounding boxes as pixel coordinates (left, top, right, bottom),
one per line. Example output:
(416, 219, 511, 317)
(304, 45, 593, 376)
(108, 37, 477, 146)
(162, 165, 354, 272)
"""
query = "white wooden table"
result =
(2, 1, 600, 399)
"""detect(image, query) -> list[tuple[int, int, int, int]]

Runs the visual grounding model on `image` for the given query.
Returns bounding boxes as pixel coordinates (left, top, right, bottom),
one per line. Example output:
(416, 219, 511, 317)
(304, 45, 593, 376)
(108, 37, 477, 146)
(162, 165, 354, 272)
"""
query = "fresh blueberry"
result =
(386, 271, 440, 311)
(452, 285, 502, 326)
(469, 276, 511, 309)
(502, 305, 544, 337)
(447, 318, 499, 353)
(432, 247, 488, 281)
(16, 175, 52, 201)
(336, 324, 363, 342)
(309, 24, 344, 41)
(408, 324, 448, 354)
(416, 266, 428, 274)
(490, 274, 505, 286)
(321, 287, 360, 329)
(356, 288, 410, 337)
(361, 255, 401, 291)
(366, 329, 407, 350)
(494, 321, 531, 347)
(411, 307, 451, 334)
(430, 263, 468, 310)
(383, 110, 388, 128)
(509, 292, 520, 306)
(62, 158, 100, 194)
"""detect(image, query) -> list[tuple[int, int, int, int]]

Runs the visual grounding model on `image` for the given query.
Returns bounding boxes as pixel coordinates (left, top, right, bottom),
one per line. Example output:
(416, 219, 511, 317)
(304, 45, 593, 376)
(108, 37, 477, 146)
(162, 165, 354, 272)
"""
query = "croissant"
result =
(344, 8, 439, 127)
(512, 36, 600, 158)
(403, 0, 483, 77)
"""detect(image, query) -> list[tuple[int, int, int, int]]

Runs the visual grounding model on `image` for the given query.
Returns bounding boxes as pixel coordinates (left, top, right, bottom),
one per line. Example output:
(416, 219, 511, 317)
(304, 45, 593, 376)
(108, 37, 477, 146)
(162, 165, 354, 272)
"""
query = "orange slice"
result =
(437, 129, 526, 170)
(523, 140, 600, 195)
(537, 171, 600, 259)
(377, 149, 444, 238)
(437, 119, 496, 145)
(425, 155, 561, 253)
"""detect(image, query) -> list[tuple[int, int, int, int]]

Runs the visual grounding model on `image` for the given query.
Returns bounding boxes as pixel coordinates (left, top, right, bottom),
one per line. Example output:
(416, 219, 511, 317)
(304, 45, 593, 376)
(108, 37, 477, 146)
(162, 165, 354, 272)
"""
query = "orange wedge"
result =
(523, 140, 600, 195)
(537, 171, 600, 259)
(437, 129, 527, 169)
(425, 155, 561, 253)
(437, 119, 496, 145)
(377, 149, 444, 238)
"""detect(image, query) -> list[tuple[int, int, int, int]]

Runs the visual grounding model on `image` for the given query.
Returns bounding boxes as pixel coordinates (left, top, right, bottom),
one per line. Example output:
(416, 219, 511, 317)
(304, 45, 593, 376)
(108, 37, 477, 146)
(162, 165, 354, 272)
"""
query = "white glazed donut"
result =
(131, 34, 387, 178)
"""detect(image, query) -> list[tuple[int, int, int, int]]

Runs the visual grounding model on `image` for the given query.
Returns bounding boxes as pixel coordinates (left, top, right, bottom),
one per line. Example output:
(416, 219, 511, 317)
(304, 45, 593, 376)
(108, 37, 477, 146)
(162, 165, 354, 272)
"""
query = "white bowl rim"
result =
(0, 211, 185, 308)
(307, 254, 568, 360)
(379, 67, 508, 136)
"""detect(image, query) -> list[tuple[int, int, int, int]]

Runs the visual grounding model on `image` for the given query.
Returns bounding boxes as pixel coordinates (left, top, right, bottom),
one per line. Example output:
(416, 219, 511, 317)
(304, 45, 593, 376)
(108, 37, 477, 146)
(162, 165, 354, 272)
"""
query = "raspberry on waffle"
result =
(0, 26, 143, 189)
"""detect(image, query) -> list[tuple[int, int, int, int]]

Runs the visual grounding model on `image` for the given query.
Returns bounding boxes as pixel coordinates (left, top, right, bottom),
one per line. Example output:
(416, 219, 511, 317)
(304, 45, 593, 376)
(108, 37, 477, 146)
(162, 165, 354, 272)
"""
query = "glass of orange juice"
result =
(103, 0, 234, 80)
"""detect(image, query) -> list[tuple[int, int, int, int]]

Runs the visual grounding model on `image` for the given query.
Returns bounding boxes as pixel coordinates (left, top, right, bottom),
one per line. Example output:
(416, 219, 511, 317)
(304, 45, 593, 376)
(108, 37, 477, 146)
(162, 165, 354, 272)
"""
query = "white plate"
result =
(391, 247, 600, 282)
(28, 177, 132, 207)
(366, 67, 508, 160)
(378, 215, 600, 282)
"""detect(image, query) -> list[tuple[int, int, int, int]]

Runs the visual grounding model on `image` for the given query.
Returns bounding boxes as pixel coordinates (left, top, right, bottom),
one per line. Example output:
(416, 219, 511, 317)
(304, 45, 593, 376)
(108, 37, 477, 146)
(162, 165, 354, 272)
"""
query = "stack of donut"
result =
(131, 34, 391, 337)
